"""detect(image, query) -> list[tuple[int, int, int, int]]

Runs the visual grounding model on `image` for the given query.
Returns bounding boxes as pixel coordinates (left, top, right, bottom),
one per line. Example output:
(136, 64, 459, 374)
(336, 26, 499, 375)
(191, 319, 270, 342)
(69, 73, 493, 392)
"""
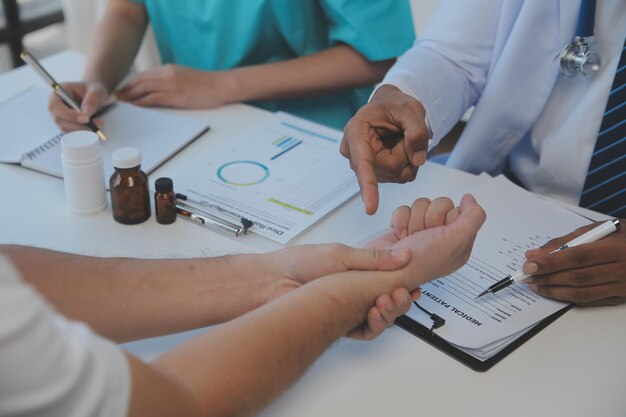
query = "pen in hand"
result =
(20, 50, 107, 141)
(476, 218, 621, 299)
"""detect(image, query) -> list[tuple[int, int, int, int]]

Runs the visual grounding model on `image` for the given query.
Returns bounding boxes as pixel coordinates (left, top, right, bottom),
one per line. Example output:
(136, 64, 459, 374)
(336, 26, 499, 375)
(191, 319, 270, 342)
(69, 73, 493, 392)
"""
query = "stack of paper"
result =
(404, 175, 590, 362)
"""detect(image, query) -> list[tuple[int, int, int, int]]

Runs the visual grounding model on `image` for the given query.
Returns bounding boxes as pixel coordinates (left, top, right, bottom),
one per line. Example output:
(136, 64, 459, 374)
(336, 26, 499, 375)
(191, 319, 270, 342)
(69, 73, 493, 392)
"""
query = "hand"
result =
(321, 194, 483, 339)
(48, 81, 109, 132)
(116, 64, 234, 109)
(522, 220, 626, 306)
(261, 243, 414, 340)
(340, 85, 430, 215)
(368, 194, 486, 285)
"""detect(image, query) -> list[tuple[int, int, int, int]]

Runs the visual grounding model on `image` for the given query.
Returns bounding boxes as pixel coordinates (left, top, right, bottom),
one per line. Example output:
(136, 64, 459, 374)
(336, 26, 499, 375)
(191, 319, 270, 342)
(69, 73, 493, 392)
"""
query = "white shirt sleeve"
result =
(0, 256, 131, 417)
(381, 0, 502, 146)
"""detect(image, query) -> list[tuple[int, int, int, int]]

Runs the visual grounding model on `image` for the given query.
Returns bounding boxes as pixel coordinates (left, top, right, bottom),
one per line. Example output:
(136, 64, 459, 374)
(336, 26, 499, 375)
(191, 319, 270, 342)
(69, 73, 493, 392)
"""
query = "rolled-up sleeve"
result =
(0, 257, 131, 417)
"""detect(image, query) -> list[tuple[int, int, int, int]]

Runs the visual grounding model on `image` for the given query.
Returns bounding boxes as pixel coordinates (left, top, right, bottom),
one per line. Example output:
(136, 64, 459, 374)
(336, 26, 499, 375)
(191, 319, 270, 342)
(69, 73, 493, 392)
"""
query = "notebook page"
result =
(405, 176, 589, 351)
(2, 87, 209, 180)
(90, 101, 210, 181)
(0, 87, 59, 163)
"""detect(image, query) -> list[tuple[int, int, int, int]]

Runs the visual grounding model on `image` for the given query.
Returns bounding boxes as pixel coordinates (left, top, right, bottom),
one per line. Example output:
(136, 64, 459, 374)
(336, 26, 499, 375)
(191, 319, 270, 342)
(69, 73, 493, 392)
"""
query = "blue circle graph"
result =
(217, 160, 270, 186)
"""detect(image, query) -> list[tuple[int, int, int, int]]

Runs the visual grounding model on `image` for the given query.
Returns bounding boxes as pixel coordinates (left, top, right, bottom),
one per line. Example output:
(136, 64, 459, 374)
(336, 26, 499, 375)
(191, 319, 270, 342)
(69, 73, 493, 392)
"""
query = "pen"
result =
(175, 198, 247, 237)
(20, 50, 107, 141)
(476, 218, 621, 299)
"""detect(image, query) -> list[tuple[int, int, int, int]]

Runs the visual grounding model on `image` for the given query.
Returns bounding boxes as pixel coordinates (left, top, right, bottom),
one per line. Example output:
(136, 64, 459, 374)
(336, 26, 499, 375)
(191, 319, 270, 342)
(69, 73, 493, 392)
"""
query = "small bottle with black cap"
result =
(110, 147, 151, 224)
(154, 177, 177, 225)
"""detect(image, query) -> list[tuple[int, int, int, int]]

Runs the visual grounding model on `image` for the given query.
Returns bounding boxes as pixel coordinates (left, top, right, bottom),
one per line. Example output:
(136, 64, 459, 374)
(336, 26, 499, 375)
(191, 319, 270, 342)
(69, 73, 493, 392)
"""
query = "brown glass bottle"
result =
(154, 177, 176, 225)
(110, 148, 151, 225)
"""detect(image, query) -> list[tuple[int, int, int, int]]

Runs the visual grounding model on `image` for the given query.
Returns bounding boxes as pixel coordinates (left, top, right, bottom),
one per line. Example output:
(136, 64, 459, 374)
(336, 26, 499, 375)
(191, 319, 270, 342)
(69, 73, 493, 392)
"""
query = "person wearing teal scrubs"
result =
(49, 0, 415, 130)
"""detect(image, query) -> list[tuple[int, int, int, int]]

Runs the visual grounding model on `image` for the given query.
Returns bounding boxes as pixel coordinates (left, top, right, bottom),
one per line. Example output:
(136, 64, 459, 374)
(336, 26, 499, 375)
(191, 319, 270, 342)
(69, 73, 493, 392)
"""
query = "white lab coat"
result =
(383, 0, 626, 205)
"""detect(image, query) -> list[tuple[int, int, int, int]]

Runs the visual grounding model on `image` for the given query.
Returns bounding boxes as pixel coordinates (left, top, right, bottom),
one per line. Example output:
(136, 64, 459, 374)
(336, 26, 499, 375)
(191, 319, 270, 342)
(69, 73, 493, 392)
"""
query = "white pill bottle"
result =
(61, 131, 107, 215)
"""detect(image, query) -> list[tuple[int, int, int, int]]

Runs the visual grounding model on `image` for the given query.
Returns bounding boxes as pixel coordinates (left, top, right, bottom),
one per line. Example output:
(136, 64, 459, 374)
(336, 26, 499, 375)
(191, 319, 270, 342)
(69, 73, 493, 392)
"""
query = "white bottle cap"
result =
(61, 131, 100, 162)
(112, 147, 142, 169)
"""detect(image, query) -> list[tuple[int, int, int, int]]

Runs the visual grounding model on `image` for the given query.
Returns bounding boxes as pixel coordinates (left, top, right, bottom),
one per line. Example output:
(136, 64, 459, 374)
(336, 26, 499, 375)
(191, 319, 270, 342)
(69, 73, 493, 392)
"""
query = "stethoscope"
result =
(559, 0, 601, 77)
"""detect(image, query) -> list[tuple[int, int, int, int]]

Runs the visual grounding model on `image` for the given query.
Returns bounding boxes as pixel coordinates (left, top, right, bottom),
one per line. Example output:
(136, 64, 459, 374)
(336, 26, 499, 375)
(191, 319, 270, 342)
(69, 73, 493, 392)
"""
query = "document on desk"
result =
(403, 175, 590, 362)
(171, 112, 359, 244)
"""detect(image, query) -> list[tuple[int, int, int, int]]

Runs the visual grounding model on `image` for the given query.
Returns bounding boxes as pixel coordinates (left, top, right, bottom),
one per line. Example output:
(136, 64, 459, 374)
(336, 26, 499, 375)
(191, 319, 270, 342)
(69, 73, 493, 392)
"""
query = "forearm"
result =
(1, 245, 269, 343)
(83, 0, 148, 93)
(226, 44, 394, 102)
(129, 269, 404, 417)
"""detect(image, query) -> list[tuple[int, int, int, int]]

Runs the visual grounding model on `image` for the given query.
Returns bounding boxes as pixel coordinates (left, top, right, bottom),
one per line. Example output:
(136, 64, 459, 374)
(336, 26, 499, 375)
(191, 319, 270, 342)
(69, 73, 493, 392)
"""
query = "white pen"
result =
(476, 218, 621, 299)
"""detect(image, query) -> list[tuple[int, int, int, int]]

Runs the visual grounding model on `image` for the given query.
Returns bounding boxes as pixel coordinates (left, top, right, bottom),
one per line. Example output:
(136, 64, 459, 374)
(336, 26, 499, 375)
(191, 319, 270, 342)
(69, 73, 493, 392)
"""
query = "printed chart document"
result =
(0, 87, 209, 181)
(171, 112, 359, 244)
(398, 175, 590, 370)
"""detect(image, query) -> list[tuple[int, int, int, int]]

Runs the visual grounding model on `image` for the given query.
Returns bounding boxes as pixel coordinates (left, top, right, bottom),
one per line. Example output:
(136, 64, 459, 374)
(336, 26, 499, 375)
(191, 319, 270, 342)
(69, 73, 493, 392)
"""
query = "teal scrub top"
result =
(129, 0, 415, 129)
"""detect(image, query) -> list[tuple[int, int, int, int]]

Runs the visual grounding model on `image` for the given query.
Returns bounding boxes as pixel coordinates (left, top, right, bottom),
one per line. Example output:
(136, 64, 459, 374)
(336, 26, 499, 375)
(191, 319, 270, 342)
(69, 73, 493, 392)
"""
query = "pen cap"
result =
(61, 131, 107, 215)
(112, 147, 142, 169)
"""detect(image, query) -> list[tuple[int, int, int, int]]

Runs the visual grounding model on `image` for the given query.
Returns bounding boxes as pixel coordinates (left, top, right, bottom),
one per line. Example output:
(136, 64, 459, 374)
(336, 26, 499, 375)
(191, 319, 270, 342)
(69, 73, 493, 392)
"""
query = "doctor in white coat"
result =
(340, 0, 626, 306)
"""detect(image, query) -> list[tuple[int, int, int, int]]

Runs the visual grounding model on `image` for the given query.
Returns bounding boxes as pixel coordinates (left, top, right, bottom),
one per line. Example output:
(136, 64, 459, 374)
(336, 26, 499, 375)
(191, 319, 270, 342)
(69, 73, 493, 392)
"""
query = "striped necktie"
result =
(579, 37, 626, 217)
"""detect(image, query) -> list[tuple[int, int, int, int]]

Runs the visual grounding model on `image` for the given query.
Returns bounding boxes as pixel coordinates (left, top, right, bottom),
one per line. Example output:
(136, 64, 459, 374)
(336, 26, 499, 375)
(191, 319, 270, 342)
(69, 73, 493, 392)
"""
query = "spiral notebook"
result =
(0, 87, 210, 181)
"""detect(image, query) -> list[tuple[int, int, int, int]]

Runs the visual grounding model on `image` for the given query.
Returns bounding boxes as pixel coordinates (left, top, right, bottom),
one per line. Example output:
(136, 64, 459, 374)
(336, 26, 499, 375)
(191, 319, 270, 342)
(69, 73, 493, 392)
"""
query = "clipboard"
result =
(395, 304, 572, 372)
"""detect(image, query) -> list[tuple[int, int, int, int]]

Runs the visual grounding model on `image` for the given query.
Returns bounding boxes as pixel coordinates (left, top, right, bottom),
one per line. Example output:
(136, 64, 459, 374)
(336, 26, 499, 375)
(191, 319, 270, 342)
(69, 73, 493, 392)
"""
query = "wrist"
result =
(310, 270, 405, 326)
(223, 251, 305, 312)
(212, 68, 247, 104)
(299, 272, 372, 336)
(82, 68, 116, 91)
(226, 65, 278, 103)
(370, 84, 402, 102)
(81, 79, 112, 97)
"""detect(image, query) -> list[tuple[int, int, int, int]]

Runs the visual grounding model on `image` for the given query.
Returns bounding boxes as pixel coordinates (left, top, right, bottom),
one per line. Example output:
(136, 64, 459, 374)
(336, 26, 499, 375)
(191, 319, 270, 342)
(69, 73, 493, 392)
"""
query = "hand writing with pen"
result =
(522, 219, 626, 306)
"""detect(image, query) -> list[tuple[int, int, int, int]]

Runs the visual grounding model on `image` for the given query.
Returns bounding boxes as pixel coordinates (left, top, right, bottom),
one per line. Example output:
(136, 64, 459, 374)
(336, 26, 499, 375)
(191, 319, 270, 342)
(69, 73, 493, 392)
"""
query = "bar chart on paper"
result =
(172, 112, 359, 244)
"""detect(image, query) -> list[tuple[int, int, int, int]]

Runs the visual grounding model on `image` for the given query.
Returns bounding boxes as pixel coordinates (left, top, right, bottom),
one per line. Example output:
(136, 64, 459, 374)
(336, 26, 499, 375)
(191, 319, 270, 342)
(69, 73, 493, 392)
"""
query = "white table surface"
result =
(1, 51, 625, 417)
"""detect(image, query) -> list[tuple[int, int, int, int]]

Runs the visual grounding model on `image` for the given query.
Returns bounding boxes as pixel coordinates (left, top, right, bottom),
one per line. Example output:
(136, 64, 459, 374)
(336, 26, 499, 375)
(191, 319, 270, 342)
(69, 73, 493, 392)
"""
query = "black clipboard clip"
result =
(395, 305, 572, 372)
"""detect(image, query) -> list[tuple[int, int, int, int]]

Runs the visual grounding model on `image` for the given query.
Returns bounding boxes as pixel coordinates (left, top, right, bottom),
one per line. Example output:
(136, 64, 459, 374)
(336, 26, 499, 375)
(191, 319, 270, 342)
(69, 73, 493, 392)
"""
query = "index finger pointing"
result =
(353, 152, 379, 215)
(346, 128, 381, 215)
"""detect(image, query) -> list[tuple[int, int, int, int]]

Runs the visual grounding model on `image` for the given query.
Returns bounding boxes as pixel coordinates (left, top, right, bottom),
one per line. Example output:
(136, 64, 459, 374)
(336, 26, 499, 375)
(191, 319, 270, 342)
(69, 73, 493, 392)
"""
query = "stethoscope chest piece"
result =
(560, 36, 601, 77)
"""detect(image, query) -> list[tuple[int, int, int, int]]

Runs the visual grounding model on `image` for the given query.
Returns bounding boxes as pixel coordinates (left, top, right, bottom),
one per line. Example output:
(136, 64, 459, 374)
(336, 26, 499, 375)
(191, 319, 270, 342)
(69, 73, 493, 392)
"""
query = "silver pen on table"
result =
(175, 196, 249, 237)
(476, 218, 621, 299)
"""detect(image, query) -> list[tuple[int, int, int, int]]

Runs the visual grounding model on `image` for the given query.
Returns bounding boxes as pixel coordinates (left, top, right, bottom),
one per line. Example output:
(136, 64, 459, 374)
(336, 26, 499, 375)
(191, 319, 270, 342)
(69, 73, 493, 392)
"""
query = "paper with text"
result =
(406, 176, 590, 358)
(173, 112, 359, 244)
